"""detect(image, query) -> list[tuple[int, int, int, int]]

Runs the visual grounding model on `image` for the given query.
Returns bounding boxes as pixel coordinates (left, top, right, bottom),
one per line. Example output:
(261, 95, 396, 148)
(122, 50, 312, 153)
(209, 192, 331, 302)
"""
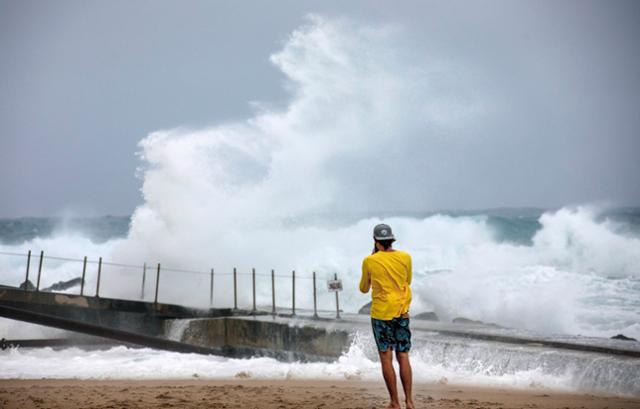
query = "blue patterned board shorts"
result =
(371, 316, 411, 352)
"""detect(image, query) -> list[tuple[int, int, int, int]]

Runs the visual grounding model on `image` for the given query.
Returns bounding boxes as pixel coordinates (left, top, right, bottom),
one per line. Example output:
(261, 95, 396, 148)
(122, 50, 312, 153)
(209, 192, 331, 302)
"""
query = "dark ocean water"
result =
(2, 207, 638, 246)
(0, 216, 130, 244)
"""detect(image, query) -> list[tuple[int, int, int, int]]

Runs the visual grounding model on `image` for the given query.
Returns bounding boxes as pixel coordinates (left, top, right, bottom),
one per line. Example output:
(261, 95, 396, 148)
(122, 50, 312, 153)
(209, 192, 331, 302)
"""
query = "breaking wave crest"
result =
(0, 15, 639, 342)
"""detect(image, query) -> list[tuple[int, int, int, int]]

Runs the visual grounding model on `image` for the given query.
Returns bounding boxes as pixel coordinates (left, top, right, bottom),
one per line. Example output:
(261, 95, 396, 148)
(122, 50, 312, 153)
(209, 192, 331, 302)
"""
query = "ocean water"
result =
(1, 207, 639, 340)
(1, 326, 638, 396)
(0, 342, 570, 389)
(1, 208, 639, 395)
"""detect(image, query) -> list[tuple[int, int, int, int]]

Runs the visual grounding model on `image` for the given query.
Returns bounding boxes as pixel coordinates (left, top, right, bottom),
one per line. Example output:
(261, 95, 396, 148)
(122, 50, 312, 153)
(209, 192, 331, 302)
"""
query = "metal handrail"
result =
(0, 249, 343, 319)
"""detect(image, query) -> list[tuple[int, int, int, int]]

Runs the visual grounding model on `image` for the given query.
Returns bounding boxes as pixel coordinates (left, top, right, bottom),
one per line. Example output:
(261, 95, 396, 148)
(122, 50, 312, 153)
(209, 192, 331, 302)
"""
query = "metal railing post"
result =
(95, 257, 103, 297)
(80, 256, 87, 296)
(251, 268, 256, 313)
(24, 250, 31, 292)
(141, 263, 147, 300)
(335, 273, 341, 319)
(35, 251, 44, 292)
(233, 267, 237, 310)
(313, 271, 318, 319)
(271, 269, 276, 316)
(291, 270, 296, 316)
(154, 263, 161, 306)
(209, 268, 214, 307)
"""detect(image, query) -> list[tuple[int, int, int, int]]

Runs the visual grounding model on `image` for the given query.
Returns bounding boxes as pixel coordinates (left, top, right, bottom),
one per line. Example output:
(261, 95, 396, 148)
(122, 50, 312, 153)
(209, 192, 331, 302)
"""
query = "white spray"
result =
(0, 16, 638, 341)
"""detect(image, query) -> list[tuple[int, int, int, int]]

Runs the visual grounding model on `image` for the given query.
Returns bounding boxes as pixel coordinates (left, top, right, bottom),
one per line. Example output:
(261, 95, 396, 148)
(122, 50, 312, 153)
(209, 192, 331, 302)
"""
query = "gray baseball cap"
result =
(373, 223, 395, 240)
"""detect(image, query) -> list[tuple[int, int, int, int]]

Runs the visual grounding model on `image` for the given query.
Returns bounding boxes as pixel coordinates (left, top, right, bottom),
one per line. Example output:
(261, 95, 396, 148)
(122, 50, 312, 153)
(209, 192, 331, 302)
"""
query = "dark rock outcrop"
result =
(43, 277, 83, 292)
(611, 334, 638, 342)
(413, 311, 439, 321)
(359, 303, 439, 322)
(452, 317, 501, 328)
(19, 279, 35, 291)
(358, 302, 372, 315)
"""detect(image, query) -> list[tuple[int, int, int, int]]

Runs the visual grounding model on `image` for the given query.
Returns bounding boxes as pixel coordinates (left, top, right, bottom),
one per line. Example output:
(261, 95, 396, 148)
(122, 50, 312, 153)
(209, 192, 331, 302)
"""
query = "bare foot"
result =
(405, 399, 415, 409)
(385, 402, 401, 409)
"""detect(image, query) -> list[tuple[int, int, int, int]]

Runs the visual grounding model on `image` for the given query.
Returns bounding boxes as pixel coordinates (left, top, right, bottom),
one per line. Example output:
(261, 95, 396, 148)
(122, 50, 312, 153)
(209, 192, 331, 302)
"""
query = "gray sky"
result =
(1, 0, 639, 217)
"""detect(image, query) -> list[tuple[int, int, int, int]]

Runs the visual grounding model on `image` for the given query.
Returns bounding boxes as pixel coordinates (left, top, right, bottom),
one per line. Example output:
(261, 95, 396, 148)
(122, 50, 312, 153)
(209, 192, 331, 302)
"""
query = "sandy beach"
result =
(1, 379, 638, 409)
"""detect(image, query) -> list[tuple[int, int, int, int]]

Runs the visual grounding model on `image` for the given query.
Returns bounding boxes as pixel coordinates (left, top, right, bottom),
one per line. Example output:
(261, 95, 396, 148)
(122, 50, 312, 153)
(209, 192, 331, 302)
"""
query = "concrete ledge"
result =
(169, 317, 351, 361)
(0, 286, 241, 336)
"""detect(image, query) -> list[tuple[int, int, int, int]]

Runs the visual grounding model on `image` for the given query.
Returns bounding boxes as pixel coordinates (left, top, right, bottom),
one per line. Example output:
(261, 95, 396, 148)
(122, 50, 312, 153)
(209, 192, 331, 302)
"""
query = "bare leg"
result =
(379, 349, 401, 408)
(396, 351, 414, 409)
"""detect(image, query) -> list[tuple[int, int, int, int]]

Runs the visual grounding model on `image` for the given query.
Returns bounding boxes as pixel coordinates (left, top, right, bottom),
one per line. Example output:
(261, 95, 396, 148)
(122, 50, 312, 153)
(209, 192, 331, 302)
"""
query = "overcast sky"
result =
(1, 0, 639, 218)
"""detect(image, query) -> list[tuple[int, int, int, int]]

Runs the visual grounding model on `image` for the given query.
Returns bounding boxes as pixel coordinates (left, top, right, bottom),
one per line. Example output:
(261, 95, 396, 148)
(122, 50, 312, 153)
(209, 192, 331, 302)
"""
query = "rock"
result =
(611, 334, 638, 342)
(413, 311, 439, 321)
(452, 317, 482, 325)
(452, 317, 501, 328)
(359, 303, 439, 322)
(19, 279, 35, 291)
(43, 277, 83, 292)
(358, 302, 372, 315)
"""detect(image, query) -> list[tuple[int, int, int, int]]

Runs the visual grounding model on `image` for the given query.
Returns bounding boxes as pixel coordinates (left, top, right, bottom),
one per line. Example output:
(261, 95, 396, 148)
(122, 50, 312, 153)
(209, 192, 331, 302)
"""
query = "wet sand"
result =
(0, 379, 638, 409)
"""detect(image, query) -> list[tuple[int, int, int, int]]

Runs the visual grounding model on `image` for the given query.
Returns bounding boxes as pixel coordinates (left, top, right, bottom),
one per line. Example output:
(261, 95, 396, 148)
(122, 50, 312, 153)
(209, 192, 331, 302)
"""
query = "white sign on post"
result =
(327, 279, 343, 292)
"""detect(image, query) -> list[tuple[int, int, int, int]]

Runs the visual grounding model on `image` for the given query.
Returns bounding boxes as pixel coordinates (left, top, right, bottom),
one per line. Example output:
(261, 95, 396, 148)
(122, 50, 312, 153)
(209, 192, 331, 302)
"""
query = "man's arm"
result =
(359, 258, 371, 293)
(407, 254, 412, 285)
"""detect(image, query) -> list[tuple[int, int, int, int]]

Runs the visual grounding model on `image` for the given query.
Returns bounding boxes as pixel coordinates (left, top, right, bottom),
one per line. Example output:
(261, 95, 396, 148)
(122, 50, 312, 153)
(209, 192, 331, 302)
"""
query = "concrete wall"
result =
(169, 317, 351, 362)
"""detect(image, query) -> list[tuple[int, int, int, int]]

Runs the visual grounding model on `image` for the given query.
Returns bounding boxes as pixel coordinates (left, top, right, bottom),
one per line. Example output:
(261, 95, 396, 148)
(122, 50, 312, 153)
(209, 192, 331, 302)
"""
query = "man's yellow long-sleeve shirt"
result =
(359, 250, 412, 320)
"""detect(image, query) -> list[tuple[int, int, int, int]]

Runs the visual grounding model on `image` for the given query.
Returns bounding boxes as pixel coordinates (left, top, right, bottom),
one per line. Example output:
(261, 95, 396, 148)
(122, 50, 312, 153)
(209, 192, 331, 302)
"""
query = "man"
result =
(360, 223, 414, 409)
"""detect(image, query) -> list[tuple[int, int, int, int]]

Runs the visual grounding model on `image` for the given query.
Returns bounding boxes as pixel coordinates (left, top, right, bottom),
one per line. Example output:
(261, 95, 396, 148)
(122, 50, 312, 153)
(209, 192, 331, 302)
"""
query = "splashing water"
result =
(1, 16, 639, 342)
